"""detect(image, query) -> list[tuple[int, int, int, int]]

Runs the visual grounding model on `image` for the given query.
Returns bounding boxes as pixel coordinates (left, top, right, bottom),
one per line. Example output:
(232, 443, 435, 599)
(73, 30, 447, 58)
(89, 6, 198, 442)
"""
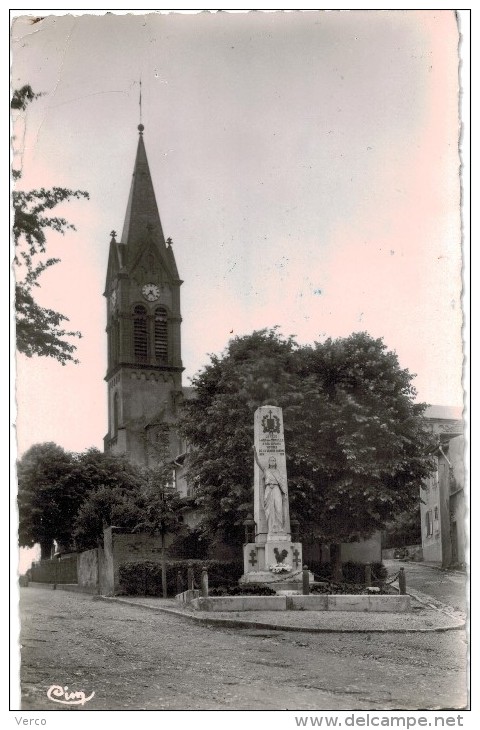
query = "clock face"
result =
(142, 283, 160, 302)
(110, 289, 117, 309)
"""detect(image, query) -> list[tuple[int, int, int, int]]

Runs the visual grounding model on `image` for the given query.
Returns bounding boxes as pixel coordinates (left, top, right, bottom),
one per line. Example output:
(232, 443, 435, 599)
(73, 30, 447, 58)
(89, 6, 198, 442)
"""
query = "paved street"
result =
(18, 587, 467, 712)
(383, 560, 467, 615)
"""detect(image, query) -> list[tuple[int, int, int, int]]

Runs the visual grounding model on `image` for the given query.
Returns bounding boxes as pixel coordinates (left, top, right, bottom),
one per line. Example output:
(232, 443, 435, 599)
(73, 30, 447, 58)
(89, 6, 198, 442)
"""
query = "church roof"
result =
(121, 125, 166, 248)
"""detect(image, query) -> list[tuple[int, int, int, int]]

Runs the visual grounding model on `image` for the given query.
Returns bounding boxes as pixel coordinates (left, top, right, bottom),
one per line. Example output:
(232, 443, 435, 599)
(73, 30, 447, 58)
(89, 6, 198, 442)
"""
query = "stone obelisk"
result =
(253, 405, 290, 543)
(240, 405, 304, 586)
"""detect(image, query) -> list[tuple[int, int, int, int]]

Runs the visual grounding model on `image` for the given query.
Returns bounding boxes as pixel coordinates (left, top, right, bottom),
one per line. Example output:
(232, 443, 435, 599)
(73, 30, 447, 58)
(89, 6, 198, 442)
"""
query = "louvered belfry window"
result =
(133, 305, 148, 361)
(155, 307, 168, 361)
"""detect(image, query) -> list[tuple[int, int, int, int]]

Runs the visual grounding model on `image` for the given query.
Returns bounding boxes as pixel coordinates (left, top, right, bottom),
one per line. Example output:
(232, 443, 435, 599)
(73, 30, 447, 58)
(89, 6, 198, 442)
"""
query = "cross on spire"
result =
(139, 77, 142, 124)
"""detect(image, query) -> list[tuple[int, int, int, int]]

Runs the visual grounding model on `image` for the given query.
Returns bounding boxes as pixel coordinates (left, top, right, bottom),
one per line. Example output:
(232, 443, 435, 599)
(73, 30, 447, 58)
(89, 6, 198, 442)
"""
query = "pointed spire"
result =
(166, 237, 179, 279)
(120, 124, 166, 252)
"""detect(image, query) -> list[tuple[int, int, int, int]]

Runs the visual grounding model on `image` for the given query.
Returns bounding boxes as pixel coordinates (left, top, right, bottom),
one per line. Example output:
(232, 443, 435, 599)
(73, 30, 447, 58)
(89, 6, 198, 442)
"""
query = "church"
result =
(103, 123, 190, 478)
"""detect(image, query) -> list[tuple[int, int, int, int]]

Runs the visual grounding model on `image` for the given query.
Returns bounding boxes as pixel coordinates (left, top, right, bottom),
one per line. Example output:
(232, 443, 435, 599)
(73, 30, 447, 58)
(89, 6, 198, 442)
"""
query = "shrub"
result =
(310, 582, 392, 595)
(118, 559, 243, 596)
(309, 560, 387, 585)
(209, 584, 276, 597)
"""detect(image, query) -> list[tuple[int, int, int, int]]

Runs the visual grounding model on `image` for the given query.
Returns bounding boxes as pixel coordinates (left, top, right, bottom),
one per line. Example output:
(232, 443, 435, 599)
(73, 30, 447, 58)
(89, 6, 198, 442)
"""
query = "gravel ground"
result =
(18, 587, 468, 711)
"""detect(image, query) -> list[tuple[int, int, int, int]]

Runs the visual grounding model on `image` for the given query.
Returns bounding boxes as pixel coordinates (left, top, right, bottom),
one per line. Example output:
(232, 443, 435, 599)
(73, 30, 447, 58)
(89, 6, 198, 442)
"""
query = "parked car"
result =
(393, 548, 410, 560)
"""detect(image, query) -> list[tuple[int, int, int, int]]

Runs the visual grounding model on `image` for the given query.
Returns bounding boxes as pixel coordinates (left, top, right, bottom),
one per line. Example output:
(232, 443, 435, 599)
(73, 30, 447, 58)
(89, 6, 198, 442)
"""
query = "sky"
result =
(11, 9, 465, 458)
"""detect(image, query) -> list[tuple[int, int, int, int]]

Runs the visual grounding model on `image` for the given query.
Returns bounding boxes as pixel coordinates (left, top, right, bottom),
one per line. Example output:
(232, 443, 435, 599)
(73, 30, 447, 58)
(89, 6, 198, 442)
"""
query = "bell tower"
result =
(103, 124, 183, 466)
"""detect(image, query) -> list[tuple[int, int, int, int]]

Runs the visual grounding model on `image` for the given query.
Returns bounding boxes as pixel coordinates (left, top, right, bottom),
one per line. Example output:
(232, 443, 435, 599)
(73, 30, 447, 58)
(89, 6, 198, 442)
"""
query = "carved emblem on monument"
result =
(273, 548, 288, 564)
(262, 410, 280, 436)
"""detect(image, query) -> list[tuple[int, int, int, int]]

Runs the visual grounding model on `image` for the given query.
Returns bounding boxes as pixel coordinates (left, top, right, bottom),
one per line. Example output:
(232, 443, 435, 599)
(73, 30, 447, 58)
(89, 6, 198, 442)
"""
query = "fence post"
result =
(201, 566, 209, 597)
(302, 565, 310, 596)
(398, 567, 406, 595)
(176, 571, 184, 596)
(365, 563, 371, 588)
(187, 565, 194, 591)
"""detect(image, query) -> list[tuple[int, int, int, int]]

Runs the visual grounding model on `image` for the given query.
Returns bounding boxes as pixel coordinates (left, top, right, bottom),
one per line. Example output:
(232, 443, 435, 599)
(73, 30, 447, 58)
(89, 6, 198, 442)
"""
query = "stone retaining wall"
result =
(191, 594, 411, 613)
(175, 589, 200, 604)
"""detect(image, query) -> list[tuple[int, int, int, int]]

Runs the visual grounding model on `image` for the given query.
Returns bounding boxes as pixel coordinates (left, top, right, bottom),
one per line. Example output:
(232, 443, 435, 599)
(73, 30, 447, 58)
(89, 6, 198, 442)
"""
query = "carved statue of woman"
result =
(254, 450, 286, 535)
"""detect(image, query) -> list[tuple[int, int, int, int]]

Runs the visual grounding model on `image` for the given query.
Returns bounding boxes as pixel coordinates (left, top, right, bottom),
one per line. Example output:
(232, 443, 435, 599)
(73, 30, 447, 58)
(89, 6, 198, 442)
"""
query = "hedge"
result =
(209, 584, 276, 596)
(309, 561, 387, 585)
(119, 559, 388, 596)
(119, 559, 243, 596)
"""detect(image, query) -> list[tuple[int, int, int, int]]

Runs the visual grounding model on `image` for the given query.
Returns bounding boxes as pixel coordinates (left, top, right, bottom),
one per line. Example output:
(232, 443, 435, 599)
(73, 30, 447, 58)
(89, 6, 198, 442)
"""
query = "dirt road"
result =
(17, 588, 467, 711)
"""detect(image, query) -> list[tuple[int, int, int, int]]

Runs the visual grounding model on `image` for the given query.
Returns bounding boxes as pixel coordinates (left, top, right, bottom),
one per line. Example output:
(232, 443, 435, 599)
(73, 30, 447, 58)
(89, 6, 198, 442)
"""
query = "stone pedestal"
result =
(242, 541, 303, 576)
(240, 541, 312, 588)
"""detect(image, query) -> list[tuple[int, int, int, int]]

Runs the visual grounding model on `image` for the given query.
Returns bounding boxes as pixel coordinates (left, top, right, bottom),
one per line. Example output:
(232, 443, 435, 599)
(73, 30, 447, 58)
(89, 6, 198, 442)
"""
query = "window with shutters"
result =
(155, 307, 168, 361)
(133, 305, 148, 362)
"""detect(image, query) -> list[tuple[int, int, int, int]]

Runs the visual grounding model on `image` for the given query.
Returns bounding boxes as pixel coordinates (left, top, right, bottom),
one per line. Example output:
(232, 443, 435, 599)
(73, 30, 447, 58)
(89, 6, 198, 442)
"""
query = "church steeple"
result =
(103, 124, 184, 467)
(121, 124, 166, 255)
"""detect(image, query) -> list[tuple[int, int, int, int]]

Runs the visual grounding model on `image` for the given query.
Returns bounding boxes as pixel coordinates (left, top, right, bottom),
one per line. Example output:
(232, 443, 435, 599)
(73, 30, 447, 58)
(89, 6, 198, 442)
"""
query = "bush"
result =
(309, 561, 387, 585)
(119, 559, 243, 596)
(209, 584, 276, 597)
(310, 582, 393, 595)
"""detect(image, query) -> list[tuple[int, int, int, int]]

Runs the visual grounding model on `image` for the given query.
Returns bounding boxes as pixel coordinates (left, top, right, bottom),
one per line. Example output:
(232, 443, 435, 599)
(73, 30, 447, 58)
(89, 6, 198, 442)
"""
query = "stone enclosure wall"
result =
(29, 555, 78, 584)
(381, 544, 423, 561)
(25, 530, 173, 595)
(77, 549, 100, 593)
(103, 526, 174, 595)
(303, 532, 382, 566)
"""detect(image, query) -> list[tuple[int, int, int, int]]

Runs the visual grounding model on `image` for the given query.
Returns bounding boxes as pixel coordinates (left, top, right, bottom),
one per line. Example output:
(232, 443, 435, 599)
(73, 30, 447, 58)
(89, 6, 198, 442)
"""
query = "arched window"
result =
(155, 307, 168, 361)
(113, 392, 119, 434)
(133, 305, 148, 362)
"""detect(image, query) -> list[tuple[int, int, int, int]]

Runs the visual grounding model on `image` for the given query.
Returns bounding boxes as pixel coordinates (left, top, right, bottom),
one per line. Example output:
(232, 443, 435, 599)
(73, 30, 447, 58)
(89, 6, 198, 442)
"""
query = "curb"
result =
(94, 595, 466, 634)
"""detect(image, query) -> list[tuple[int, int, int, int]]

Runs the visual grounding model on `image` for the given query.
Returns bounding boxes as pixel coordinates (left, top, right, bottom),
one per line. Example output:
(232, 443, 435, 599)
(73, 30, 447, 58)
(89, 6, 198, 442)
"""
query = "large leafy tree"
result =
(68, 449, 146, 551)
(17, 445, 144, 556)
(72, 431, 183, 552)
(12, 85, 89, 364)
(180, 329, 436, 557)
(17, 443, 79, 559)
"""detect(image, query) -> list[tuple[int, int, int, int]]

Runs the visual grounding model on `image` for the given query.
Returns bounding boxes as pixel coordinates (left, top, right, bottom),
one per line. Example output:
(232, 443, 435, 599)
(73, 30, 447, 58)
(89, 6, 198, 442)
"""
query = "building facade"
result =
(420, 406, 465, 568)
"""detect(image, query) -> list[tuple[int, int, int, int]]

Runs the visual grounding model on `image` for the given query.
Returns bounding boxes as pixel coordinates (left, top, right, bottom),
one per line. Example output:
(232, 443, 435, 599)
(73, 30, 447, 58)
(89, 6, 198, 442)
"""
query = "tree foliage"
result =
(64, 449, 146, 551)
(132, 469, 186, 539)
(180, 329, 436, 549)
(12, 85, 89, 364)
(17, 429, 186, 556)
(17, 443, 80, 558)
(17, 446, 144, 555)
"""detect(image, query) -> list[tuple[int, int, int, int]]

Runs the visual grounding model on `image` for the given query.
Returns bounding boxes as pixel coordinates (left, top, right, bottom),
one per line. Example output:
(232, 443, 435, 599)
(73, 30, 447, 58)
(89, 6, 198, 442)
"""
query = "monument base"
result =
(240, 541, 313, 589)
